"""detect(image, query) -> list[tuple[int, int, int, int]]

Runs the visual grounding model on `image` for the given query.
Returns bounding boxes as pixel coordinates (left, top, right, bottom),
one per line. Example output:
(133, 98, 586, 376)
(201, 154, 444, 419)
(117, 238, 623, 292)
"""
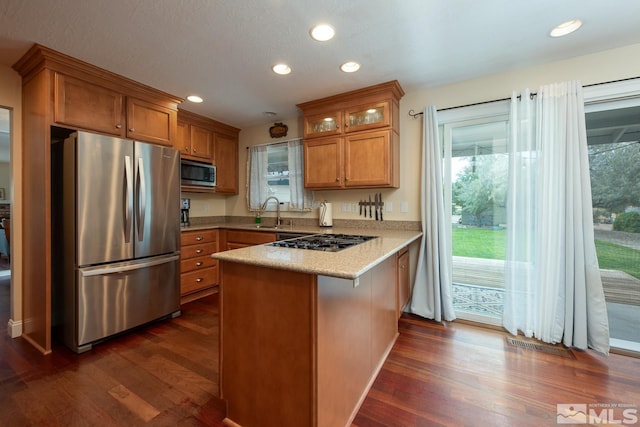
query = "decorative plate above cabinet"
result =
(297, 80, 404, 190)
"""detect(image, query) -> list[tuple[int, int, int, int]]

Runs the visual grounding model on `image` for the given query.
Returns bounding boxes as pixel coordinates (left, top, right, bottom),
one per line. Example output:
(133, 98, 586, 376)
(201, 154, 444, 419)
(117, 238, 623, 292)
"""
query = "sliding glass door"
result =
(443, 115, 509, 325)
(585, 103, 640, 352)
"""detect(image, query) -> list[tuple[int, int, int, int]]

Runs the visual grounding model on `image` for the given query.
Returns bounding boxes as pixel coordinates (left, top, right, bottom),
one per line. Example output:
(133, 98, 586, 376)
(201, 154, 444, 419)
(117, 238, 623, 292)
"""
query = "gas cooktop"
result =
(268, 234, 377, 252)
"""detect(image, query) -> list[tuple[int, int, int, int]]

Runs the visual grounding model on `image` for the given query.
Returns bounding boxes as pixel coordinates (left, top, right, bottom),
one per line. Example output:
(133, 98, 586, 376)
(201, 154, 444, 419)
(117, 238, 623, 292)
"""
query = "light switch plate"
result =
(385, 201, 393, 212)
(401, 201, 409, 213)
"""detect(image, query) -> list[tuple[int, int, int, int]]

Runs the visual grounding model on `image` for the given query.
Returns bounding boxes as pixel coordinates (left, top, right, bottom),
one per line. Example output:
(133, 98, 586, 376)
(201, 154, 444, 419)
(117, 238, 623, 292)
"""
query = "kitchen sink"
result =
(253, 225, 279, 229)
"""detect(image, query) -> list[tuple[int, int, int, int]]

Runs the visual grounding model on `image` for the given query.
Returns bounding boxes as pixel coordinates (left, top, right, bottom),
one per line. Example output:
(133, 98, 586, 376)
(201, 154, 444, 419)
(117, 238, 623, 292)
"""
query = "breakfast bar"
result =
(213, 229, 421, 427)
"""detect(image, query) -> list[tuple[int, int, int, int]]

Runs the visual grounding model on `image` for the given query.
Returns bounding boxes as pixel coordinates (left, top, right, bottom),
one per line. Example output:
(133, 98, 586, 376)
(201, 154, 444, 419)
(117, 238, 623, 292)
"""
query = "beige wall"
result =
(0, 63, 23, 334)
(231, 43, 640, 224)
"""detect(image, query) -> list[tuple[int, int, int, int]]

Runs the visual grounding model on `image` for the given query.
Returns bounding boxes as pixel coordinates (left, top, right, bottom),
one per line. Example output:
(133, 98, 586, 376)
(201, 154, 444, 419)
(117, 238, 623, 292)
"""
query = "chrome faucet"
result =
(261, 196, 282, 227)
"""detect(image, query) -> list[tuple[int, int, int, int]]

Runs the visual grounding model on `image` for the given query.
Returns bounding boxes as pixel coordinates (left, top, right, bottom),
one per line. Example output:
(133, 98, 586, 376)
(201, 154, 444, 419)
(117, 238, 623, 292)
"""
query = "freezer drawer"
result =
(73, 254, 180, 352)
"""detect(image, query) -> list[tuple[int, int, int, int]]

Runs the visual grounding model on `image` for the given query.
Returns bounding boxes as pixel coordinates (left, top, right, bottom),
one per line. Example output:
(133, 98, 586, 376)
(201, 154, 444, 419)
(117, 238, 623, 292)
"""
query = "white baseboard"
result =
(7, 318, 22, 338)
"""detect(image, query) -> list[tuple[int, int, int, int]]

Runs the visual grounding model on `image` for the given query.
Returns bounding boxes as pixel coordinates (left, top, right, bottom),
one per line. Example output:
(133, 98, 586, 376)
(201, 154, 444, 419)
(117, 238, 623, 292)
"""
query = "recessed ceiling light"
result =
(187, 95, 203, 103)
(340, 61, 360, 73)
(310, 24, 335, 42)
(272, 63, 292, 75)
(550, 19, 582, 37)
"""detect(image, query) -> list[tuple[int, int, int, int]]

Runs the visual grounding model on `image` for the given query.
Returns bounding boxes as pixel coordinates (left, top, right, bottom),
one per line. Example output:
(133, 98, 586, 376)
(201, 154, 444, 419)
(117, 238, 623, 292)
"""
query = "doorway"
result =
(0, 106, 11, 331)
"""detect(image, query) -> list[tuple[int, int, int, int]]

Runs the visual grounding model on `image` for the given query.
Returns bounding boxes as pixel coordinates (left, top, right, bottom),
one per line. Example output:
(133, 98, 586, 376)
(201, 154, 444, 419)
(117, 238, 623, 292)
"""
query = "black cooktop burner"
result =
(269, 234, 377, 252)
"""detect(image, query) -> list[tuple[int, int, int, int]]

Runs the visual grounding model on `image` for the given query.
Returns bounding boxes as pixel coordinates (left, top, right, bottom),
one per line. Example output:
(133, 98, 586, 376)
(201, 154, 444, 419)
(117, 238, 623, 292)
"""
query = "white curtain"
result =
(503, 81, 610, 354)
(287, 139, 313, 210)
(247, 145, 269, 210)
(410, 106, 456, 322)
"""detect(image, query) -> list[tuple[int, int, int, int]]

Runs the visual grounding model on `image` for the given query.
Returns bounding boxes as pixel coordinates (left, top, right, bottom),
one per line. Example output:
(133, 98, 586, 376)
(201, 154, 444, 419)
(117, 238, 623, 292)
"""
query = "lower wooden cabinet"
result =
(396, 246, 410, 319)
(180, 229, 219, 304)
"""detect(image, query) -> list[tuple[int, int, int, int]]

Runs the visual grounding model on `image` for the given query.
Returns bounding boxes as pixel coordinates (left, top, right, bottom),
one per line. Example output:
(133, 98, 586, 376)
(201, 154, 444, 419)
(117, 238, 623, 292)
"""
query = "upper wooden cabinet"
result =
(213, 132, 239, 194)
(177, 109, 240, 194)
(297, 81, 404, 189)
(49, 69, 179, 147)
(177, 119, 213, 162)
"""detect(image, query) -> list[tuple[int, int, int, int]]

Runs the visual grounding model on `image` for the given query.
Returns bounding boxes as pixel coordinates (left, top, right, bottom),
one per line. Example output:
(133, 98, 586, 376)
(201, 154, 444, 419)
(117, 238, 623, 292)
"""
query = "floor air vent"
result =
(505, 337, 575, 359)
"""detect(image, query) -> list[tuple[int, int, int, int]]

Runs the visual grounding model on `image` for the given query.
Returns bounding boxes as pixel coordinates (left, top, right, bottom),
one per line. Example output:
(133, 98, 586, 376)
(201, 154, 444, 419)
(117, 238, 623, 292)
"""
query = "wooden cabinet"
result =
(53, 72, 177, 146)
(177, 109, 240, 194)
(222, 229, 276, 250)
(13, 43, 183, 354)
(212, 132, 239, 194)
(180, 229, 219, 304)
(219, 255, 398, 427)
(396, 246, 410, 319)
(177, 119, 213, 162)
(298, 81, 404, 190)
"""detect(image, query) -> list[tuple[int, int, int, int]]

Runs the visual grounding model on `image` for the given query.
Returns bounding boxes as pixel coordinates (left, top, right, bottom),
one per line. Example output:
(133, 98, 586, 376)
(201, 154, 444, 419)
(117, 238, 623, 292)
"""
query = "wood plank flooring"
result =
(1, 278, 639, 426)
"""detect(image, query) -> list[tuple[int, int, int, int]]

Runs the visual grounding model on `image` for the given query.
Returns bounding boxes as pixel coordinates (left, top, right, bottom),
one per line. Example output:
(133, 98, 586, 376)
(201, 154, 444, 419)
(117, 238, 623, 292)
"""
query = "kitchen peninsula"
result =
(212, 229, 421, 427)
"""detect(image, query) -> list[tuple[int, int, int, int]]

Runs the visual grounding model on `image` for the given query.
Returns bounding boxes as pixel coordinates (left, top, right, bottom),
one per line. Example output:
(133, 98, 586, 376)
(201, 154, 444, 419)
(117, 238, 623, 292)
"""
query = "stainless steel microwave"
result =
(181, 159, 216, 187)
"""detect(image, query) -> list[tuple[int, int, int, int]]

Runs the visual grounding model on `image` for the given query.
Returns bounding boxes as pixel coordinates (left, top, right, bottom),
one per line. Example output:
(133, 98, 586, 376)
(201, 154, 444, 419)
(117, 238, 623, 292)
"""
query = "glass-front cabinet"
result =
(344, 101, 390, 133)
(303, 111, 342, 138)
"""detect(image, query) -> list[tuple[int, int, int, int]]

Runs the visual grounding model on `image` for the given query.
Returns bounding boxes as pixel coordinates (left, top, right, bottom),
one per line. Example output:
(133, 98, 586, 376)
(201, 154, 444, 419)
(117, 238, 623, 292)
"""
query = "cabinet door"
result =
(303, 110, 342, 139)
(126, 97, 176, 146)
(189, 124, 213, 161)
(176, 121, 190, 157)
(213, 133, 239, 194)
(344, 130, 392, 188)
(304, 137, 343, 189)
(396, 248, 410, 319)
(344, 101, 390, 133)
(54, 72, 125, 136)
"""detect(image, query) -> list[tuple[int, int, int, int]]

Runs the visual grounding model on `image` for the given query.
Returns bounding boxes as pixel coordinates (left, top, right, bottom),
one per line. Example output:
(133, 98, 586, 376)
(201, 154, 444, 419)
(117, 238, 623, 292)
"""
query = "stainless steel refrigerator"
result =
(53, 131, 181, 353)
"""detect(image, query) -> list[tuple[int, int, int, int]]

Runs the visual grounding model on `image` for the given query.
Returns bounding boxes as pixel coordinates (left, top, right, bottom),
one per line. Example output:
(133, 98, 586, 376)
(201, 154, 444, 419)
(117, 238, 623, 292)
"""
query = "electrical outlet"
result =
(385, 201, 393, 212)
(401, 201, 409, 213)
(342, 203, 350, 212)
(351, 203, 358, 213)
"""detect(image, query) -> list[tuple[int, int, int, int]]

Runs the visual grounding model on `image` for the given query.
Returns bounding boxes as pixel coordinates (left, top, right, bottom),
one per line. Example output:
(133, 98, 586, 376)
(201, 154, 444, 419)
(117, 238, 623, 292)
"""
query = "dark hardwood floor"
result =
(1, 278, 639, 426)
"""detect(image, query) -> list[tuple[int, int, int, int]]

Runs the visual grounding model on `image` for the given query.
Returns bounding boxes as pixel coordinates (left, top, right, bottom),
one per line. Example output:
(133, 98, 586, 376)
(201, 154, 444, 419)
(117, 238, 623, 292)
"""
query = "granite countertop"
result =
(211, 227, 422, 279)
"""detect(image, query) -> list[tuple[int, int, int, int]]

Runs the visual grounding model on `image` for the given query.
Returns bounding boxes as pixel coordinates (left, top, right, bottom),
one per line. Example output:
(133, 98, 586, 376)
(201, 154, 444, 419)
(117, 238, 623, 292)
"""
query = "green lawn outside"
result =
(452, 227, 640, 280)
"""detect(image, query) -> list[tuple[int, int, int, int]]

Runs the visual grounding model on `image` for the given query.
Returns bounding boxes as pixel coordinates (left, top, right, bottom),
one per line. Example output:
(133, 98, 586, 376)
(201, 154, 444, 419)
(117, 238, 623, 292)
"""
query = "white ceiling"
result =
(1, 0, 640, 131)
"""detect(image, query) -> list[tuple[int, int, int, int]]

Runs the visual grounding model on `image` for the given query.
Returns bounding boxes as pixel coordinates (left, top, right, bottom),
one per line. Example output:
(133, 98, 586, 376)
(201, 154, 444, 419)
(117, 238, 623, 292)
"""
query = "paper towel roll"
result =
(319, 202, 333, 227)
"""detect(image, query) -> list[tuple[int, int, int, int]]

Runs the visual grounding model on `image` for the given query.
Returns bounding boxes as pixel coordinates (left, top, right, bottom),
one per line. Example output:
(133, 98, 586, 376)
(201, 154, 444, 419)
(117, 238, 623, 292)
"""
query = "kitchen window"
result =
(247, 138, 312, 211)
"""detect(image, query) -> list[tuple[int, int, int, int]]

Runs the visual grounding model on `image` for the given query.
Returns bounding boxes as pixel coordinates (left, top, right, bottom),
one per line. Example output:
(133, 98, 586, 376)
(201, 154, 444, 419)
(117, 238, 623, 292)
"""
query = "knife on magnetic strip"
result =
(379, 193, 383, 221)
(374, 193, 379, 220)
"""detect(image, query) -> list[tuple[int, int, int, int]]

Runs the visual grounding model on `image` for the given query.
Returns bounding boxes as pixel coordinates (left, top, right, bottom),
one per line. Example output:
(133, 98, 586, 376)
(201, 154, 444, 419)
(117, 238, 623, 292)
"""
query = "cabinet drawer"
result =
(181, 266, 218, 295)
(181, 229, 217, 246)
(181, 255, 217, 274)
(181, 242, 217, 259)
(225, 230, 277, 246)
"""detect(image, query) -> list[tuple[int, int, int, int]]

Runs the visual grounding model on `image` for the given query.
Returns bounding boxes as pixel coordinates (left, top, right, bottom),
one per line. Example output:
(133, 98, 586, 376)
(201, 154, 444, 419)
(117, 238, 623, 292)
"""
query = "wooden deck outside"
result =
(452, 256, 640, 306)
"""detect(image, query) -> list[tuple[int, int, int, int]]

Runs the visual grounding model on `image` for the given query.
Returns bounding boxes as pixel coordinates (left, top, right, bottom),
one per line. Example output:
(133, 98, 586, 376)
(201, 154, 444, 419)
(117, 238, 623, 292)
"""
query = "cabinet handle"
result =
(401, 264, 406, 269)
(115, 124, 122, 129)
(196, 236, 203, 241)
(129, 128, 135, 132)
(345, 177, 349, 182)
(196, 249, 203, 254)
(193, 148, 197, 153)
(336, 177, 340, 182)
(196, 261, 203, 266)
(184, 146, 190, 152)
(196, 278, 203, 283)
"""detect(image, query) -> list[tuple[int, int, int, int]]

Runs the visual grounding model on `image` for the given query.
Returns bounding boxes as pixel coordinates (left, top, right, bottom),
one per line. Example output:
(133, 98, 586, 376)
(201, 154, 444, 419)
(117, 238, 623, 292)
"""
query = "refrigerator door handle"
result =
(124, 155, 133, 243)
(79, 254, 180, 277)
(137, 157, 147, 242)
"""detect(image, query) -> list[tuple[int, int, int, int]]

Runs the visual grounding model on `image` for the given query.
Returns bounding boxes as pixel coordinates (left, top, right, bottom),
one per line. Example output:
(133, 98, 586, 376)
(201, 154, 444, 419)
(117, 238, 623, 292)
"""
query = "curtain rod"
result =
(245, 137, 302, 149)
(406, 77, 640, 119)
